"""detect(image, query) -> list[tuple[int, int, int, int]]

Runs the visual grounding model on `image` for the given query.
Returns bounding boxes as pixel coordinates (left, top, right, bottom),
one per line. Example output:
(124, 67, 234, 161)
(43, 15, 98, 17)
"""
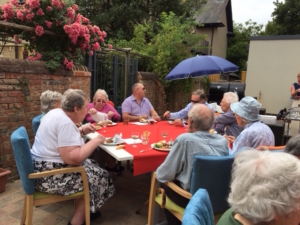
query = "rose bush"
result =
(0, 0, 109, 72)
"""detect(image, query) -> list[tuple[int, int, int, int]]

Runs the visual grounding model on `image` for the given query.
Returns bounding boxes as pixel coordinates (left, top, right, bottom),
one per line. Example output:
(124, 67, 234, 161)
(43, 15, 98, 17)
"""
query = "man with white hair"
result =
(215, 92, 243, 137)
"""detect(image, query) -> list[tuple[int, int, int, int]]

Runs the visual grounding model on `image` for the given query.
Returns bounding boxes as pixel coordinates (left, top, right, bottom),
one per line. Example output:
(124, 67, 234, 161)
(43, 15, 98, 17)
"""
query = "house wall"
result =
(246, 35, 300, 114)
(195, 11, 228, 58)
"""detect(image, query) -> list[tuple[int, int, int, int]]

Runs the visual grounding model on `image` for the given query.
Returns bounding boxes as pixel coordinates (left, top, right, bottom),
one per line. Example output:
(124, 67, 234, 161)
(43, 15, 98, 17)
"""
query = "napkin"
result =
(124, 138, 142, 144)
(90, 112, 108, 122)
(112, 133, 123, 143)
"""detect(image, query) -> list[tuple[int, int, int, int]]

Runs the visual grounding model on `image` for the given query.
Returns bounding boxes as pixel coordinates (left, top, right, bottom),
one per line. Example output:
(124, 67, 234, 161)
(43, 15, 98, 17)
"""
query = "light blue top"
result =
(156, 131, 229, 191)
(170, 102, 213, 120)
(230, 121, 275, 155)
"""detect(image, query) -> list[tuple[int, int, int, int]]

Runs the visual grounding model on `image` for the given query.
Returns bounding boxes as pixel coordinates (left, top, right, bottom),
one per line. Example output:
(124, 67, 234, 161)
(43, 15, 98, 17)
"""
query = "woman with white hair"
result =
(40, 90, 62, 120)
(85, 89, 120, 122)
(31, 89, 115, 225)
(217, 150, 300, 225)
(225, 96, 274, 155)
(214, 92, 243, 137)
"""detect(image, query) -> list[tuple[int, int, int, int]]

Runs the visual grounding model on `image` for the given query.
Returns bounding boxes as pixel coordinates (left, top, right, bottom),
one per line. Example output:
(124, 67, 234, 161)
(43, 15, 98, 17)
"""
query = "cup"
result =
(123, 119, 129, 125)
(141, 135, 149, 145)
(149, 116, 155, 125)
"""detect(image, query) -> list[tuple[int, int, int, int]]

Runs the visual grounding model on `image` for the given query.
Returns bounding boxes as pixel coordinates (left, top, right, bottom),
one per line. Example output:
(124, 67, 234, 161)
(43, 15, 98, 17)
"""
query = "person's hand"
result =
(95, 133, 105, 144)
(89, 108, 97, 115)
(107, 111, 114, 118)
(163, 111, 170, 118)
(140, 114, 148, 119)
(173, 119, 183, 127)
(153, 115, 161, 121)
(82, 124, 96, 134)
(224, 135, 235, 143)
(75, 122, 82, 128)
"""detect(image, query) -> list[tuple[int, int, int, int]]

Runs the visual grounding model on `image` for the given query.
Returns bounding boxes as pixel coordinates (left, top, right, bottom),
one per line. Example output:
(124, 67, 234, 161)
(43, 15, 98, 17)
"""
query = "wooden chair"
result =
(10, 126, 90, 225)
(257, 145, 285, 151)
(147, 155, 235, 225)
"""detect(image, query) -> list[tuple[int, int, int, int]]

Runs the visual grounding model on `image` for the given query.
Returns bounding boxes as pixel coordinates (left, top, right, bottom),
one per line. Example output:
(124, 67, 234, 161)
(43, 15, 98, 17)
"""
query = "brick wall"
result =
(0, 57, 91, 181)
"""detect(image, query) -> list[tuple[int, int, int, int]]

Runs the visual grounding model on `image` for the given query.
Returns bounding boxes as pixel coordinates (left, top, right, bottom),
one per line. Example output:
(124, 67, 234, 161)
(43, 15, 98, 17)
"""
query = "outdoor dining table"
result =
(85, 121, 186, 176)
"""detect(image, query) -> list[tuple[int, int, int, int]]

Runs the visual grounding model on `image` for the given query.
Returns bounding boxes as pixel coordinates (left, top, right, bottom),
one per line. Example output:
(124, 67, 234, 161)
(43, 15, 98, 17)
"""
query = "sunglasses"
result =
(97, 99, 106, 103)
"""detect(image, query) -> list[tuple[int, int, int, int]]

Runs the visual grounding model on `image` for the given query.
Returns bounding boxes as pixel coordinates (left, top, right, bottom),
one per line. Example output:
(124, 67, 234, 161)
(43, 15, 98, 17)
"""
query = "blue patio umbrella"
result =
(165, 55, 238, 81)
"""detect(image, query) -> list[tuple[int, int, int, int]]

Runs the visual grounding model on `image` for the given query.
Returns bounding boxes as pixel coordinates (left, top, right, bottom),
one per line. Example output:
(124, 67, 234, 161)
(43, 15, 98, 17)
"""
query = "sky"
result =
(231, 0, 280, 26)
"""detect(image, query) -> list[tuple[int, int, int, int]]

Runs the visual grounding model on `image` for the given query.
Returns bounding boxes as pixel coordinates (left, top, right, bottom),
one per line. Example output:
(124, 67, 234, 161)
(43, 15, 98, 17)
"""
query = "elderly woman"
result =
(226, 96, 274, 155)
(214, 92, 243, 137)
(40, 90, 62, 120)
(284, 133, 300, 158)
(85, 89, 120, 122)
(217, 150, 300, 225)
(31, 89, 115, 225)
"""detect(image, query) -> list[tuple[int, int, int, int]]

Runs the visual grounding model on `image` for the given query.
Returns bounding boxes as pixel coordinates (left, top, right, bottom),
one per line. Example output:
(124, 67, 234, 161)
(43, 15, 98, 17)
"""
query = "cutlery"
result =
(140, 148, 153, 153)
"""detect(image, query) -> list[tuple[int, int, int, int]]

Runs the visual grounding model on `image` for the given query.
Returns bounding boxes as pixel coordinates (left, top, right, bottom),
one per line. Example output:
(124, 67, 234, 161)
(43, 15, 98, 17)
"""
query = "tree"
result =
(270, 0, 300, 35)
(75, 0, 207, 41)
(227, 20, 265, 72)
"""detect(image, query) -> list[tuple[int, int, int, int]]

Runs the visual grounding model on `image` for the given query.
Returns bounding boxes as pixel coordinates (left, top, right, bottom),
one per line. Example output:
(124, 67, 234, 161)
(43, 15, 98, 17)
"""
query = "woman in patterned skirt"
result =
(31, 89, 115, 225)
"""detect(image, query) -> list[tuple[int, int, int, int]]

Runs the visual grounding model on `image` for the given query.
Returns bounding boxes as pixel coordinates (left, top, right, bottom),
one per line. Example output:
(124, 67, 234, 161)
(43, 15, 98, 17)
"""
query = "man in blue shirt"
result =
(163, 89, 213, 126)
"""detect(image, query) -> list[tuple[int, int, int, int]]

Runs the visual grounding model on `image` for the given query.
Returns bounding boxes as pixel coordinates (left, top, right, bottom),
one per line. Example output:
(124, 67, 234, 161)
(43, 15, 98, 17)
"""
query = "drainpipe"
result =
(210, 26, 214, 55)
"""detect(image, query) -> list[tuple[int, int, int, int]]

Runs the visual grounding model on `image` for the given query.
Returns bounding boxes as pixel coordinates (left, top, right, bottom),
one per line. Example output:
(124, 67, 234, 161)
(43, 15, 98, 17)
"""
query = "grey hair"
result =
(228, 150, 300, 224)
(188, 103, 214, 131)
(40, 90, 62, 114)
(61, 89, 89, 112)
(93, 89, 108, 101)
(192, 89, 207, 101)
(284, 134, 300, 156)
(132, 83, 141, 92)
(223, 92, 239, 104)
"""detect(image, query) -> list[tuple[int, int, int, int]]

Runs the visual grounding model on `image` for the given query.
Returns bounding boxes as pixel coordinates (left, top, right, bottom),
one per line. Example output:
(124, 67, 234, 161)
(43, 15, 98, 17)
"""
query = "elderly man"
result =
(226, 96, 275, 155)
(157, 103, 228, 225)
(163, 89, 213, 126)
(215, 92, 243, 137)
(121, 83, 159, 122)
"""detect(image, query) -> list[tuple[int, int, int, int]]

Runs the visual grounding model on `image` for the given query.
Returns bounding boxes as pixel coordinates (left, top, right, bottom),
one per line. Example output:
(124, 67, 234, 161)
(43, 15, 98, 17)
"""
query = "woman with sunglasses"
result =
(85, 89, 120, 123)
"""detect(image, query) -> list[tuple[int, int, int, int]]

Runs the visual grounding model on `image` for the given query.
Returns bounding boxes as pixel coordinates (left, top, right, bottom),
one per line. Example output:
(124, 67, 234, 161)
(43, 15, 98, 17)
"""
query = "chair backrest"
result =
(107, 100, 114, 107)
(190, 155, 235, 214)
(32, 114, 42, 135)
(10, 126, 35, 195)
(182, 189, 214, 225)
(117, 106, 123, 122)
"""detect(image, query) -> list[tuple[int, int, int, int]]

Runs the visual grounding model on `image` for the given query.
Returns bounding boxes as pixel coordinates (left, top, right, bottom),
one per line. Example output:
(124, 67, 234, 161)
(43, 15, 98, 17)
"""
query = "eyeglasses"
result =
(97, 99, 106, 103)
(191, 100, 200, 103)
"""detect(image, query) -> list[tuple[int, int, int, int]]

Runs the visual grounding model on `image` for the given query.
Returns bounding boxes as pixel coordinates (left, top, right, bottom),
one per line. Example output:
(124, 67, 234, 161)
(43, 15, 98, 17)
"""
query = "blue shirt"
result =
(121, 95, 153, 117)
(156, 131, 229, 191)
(215, 110, 243, 137)
(170, 102, 213, 120)
(230, 121, 275, 155)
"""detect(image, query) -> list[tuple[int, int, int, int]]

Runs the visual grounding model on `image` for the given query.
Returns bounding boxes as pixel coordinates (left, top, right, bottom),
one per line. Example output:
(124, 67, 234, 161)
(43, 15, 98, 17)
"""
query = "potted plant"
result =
(0, 166, 11, 193)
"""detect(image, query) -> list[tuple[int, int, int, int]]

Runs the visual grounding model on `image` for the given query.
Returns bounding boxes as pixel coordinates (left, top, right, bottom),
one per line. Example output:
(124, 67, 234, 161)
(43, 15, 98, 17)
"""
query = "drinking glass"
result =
(141, 135, 149, 145)
(102, 119, 108, 132)
(161, 130, 168, 139)
(131, 132, 139, 148)
(182, 119, 188, 130)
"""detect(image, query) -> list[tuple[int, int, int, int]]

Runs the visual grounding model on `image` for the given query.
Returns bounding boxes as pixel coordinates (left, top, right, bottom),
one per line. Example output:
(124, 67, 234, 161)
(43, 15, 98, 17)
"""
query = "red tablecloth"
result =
(96, 121, 186, 176)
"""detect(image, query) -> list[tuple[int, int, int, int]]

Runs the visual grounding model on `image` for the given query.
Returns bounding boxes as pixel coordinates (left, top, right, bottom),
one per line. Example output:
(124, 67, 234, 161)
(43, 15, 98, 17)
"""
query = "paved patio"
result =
(0, 169, 166, 225)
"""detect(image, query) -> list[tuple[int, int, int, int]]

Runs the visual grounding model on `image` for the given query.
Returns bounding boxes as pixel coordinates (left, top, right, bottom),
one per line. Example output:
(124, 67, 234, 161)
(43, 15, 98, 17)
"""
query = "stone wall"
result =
(0, 57, 91, 181)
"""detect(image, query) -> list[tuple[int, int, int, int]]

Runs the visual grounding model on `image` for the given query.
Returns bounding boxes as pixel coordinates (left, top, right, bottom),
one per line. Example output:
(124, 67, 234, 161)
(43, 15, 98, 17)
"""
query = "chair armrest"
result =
(28, 166, 86, 179)
(164, 181, 192, 199)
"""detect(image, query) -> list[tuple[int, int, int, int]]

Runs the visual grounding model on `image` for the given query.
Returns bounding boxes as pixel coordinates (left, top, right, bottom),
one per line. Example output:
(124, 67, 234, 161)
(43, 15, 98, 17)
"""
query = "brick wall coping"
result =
(139, 71, 158, 80)
(0, 57, 90, 77)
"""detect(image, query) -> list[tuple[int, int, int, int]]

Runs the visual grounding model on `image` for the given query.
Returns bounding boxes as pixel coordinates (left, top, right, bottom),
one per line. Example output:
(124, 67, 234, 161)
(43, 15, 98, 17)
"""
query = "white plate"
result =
(103, 137, 125, 146)
(107, 122, 117, 127)
(151, 143, 171, 152)
(139, 120, 148, 123)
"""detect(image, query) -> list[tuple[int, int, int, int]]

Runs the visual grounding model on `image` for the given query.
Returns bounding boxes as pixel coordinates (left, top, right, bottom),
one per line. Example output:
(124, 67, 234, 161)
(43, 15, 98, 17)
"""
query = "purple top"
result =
(84, 102, 120, 123)
(121, 95, 154, 117)
(215, 110, 244, 138)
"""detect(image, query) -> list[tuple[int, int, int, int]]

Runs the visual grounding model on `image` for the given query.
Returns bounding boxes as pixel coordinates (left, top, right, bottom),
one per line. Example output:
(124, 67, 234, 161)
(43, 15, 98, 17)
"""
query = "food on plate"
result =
(209, 129, 215, 134)
(115, 145, 125, 150)
(154, 140, 171, 149)
(142, 131, 151, 138)
(139, 117, 147, 123)
(94, 125, 101, 130)
(105, 138, 113, 143)
(97, 120, 113, 126)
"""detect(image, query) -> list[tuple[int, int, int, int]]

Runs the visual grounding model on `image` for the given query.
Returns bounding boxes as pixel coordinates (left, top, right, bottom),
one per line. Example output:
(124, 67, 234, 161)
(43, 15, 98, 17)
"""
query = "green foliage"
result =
(113, 12, 205, 102)
(227, 20, 265, 72)
(270, 0, 300, 35)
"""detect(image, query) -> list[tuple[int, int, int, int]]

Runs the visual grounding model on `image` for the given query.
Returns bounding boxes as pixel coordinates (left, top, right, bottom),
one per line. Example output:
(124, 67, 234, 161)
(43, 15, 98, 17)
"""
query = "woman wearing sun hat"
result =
(225, 96, 275, 155)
